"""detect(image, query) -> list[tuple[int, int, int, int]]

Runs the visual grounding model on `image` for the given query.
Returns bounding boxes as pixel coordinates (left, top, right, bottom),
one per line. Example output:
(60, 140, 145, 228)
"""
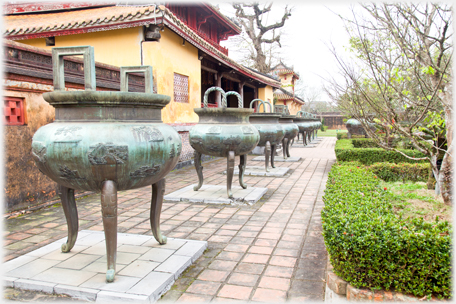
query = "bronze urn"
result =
(189, 87, 260, 198)
(31, 46, 181, 282)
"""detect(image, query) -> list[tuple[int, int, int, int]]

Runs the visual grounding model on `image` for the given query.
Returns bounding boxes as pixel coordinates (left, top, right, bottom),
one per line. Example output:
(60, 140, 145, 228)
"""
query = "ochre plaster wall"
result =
(17, 26, 201, 123)
(258, 86, 274, 104)
(4, 89, 58, 211)
(16, 27, 143, 67)
(142, 28, 200, 123)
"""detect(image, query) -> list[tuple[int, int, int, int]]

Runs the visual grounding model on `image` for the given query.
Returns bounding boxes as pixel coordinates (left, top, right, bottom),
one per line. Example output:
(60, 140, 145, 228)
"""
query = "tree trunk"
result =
(439, 142, 452, 205)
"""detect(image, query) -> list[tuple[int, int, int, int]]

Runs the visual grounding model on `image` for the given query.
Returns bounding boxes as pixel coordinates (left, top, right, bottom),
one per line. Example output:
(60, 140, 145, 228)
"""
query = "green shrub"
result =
(352, 138, 379, 148)
(337, 133, 365, 140)
(367, 162, 430, 182)
(335, 139, 427, 165)
(322, 164, 452, 298)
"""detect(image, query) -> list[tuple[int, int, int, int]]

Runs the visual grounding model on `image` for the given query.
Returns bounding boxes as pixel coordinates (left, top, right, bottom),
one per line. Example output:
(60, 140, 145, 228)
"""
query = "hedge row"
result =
(335, 139, 427, 165)
(367, 162, 430, 183)
(336, 133, 365, 140)
(321, 163, 452, 298)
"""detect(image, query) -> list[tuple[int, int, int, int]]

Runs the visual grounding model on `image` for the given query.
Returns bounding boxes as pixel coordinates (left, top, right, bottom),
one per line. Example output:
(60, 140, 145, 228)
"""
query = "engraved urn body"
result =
(32, 91, 181, 192)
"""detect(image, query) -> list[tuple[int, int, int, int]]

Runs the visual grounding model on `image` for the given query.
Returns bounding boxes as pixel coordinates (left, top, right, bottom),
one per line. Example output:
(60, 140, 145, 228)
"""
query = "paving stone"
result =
(154, 255, 192, 279)
(223, 166, 290, 177)
(252, 156, 301, 162)
(53, 284, 99, 301)
(14, 279, 56, 294)
(5, 138, 338, 303)
(165, 185, 268, 205)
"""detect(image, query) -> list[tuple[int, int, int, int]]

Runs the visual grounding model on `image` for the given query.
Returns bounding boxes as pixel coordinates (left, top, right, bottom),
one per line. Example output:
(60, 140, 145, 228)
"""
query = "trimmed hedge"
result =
(367, 162, 430, 182)
(351, 138, 380, 148)
(337, 133, 365, 140)
(322, 163, 452, 298)
(335, 139, 427, 165)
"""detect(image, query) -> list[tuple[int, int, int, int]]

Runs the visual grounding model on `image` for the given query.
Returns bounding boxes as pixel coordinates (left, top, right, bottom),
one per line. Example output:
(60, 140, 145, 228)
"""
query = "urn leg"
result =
(303, 132, 307, 146)
(150, 178, 167, 245)
(193, 150, 204, 191)
(59, 185, 78, 253)
(286, 137, 292, 158)
(226, 151, 235, 198)
(271, 144, 276, 168)
(265, 141, 271, 172)
(101, 181, 117, 283)
(239, 154, 247, 189)
(282, 138, 288, 159)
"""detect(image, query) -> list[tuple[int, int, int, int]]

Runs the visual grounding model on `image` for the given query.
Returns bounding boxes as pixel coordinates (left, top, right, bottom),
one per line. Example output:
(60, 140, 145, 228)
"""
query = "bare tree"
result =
(232, 2, 292, 73)
(325, 3, 453, 204)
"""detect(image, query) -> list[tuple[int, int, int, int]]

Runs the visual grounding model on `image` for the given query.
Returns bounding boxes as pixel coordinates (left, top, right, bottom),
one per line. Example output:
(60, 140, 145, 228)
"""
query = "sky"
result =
(216, 1, 356, 101)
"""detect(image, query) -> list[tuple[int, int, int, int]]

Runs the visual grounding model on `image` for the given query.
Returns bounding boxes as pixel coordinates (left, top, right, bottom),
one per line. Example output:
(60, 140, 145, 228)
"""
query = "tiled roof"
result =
(274, 88, 304, 104)
(4, 4, 280, 88)
(270, 61, 300, 78)
(4, 5, 161, 37)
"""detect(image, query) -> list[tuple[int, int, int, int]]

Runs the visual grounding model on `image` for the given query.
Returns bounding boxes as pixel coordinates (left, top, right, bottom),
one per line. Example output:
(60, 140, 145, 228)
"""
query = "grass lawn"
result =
(317, 129, 347, 137)
(382, 181, 451, 223)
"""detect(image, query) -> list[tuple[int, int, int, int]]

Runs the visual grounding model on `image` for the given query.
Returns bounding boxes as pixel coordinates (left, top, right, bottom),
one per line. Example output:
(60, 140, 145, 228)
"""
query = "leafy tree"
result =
(232, 2, 292, 73)
(324, 3, 453, 204)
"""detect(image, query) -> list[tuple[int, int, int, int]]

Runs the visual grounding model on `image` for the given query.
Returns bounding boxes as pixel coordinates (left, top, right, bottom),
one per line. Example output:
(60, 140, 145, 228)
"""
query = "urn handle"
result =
(203, 87, 227, 108)
(250, 99, 273, 113)
(120, 66, 153, 93)
(52, 46, 96, 91)
(225, 91, 243, 108)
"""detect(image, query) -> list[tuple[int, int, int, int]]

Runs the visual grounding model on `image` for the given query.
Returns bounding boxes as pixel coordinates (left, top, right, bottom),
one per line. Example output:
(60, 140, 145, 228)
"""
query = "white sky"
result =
(216, 1, 357, 101)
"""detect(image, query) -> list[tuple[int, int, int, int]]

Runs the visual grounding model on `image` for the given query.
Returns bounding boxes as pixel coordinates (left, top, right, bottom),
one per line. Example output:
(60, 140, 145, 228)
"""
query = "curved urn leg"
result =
(59, 185, 78, 253)
(101, 181, 117, 282)
(226, 151, 235, 198)
(151, 178, 167, 245)
(287, 137, 292, 157)
(239, 154, 247, 189)
(265, 141, 271, 172)
(271, 144, 276, 168)
(193, 150, 203, 191)
(282, 138, 288, 159)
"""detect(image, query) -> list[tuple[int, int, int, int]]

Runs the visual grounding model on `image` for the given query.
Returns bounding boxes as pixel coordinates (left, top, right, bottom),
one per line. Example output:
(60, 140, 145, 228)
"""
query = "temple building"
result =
(3, 2, 287, 210)
(270, 62, 305, 115)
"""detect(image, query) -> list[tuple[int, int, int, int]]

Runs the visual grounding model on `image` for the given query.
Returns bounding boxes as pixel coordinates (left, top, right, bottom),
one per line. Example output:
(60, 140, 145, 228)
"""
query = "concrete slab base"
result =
(252, 156, 301, 162)
(4, 230, 207, 303)
(249, 145, 282, 155)
(223, 166, 290, 177)
(164, 184, 268, 205)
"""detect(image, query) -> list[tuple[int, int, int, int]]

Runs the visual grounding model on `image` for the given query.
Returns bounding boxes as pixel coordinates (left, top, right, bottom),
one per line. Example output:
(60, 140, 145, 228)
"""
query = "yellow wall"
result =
(274, 99, 301, 115)
(142, 28, 200, 123)
(258, 86, 274, 104)
(16, 27, 143, 67)
(15, 26, 201, 123)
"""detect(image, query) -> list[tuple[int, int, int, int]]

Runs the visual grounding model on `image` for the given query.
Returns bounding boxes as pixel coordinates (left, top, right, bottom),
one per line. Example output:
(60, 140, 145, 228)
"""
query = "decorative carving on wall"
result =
(55, 126, 82, 136)
(242, 126, 254, 134)
(131, 126, 164, 142)
(169, 143, 175, 158)
(88, 143, 128, 165)
(130, 165, 161, 178)
(31, 143, 47, 164)
(59, 165, 86, 180)
(207, 126, 221, 134)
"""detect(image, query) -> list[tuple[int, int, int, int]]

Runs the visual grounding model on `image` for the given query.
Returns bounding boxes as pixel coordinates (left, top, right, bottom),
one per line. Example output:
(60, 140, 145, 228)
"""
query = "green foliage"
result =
(335, 140, 427, 165)
(367, 162, 430, 182)
(352, 138, 380, 148)
(337, 133, 365, 140)
(322, 164, 452, 298)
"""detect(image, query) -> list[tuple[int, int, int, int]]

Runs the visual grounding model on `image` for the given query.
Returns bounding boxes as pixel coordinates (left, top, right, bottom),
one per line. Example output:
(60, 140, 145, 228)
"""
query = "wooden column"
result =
(238, 81, 245, 108)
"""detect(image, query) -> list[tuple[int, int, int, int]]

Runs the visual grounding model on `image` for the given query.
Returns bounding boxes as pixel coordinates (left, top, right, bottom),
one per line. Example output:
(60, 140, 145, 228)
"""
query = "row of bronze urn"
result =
(31, 46, 321, 282)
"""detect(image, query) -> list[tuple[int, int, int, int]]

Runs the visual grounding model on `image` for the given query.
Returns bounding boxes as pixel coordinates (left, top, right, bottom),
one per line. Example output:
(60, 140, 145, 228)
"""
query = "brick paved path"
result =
(4, 137, 337, 302)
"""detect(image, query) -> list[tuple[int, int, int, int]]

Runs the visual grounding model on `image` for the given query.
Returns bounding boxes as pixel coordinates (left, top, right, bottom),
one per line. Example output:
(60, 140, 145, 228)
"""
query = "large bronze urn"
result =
(278, 114, 299, 158)
(31, 46, 181, 282)
(249, 99, 284, 171)
(189, 87, 260, 198)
